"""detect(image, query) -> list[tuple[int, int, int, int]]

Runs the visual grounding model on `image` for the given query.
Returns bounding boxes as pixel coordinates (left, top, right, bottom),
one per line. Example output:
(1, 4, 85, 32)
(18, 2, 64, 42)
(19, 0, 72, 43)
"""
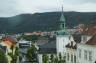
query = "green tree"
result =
(54, 56, 59, 63)
(8, 45, 19, 63)
(58, 53, 62, 63)
(26, 45, 37, 61)
(20, 35, 39, 43)
(50, 54, 54, 63)
(0, 49, 8, 63)
(58, 53, 66, 63)
(43, 54, 49, 63)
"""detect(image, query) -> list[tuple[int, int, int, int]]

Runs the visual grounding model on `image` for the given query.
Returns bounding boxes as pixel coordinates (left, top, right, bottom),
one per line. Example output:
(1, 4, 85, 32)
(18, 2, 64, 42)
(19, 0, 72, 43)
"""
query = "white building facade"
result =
(66, 24, 96, 63)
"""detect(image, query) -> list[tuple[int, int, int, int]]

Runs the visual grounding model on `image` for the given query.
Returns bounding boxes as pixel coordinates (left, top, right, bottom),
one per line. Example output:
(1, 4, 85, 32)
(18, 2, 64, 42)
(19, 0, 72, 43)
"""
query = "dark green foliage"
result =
(0, 49, 8, 63)
(54, 56, 59, 63)
(42, 54, 49, 63)
(50, 54, 54, 63)
(8, 45, 19, 63)
(0, 12, 96, 33)
(58, 53, 66, 63)
(22, 35, 39, 41)
(59, 53, 62, 61)
(26, 45, 37, 61)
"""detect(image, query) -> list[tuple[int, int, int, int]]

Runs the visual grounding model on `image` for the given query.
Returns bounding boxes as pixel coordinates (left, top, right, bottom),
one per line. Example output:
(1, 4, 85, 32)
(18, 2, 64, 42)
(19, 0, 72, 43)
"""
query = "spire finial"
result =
(62, 5, 63, 13)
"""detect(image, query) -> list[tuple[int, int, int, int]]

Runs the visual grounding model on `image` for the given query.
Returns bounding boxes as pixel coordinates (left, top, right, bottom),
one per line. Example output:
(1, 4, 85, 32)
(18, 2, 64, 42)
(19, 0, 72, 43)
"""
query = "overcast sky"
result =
(0, 0, 96, 17)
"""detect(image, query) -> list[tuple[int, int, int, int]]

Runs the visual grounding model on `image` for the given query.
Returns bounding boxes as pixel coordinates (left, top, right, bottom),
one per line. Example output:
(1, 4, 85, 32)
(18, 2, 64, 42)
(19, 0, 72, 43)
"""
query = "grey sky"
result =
(0, 0, 96, 17)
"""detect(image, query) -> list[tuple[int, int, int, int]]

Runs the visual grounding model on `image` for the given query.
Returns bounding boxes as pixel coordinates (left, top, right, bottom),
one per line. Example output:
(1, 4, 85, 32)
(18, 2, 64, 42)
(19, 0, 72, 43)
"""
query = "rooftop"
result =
(38, 41, 56, 54)
(79, 24, 96, 35)
(86, 33, 96, 45)
(1, 35, 18, 45)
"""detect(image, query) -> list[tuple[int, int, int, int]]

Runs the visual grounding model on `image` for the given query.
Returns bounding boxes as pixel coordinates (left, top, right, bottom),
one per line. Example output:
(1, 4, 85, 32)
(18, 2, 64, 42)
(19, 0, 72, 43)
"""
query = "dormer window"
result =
(82, 36, 87, 42)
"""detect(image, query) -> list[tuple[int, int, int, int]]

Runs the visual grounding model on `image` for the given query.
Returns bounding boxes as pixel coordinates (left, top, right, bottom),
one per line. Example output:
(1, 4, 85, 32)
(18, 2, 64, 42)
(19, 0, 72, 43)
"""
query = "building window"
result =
(67, 53, 69, 61)
(84, 50, 87, 60)
(71, 54, 73, 63)
(74, 55, 76, 63)
(89, 51, 92, 61)
(78, 49, 81, 58)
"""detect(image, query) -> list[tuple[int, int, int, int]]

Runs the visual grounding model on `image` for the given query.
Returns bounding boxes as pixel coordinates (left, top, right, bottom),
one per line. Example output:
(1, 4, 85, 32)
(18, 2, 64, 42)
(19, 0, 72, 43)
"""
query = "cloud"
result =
(63, 0, 96, 4)
(18, 0, 61, 13)
(63, 3, 96, 12)
(0, 0, 21, 17)
(0, 0, 96, 17)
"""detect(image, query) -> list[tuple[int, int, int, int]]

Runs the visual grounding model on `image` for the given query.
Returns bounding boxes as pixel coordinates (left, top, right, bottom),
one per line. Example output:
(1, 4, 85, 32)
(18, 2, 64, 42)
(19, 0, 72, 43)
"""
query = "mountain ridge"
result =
(0, 11, 96, 33)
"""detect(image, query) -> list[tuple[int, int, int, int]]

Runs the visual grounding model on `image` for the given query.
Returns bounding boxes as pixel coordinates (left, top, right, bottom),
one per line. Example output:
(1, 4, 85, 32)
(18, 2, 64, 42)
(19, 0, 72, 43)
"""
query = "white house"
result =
(66, 24, 96, 63)
(66, 33, 81, 63)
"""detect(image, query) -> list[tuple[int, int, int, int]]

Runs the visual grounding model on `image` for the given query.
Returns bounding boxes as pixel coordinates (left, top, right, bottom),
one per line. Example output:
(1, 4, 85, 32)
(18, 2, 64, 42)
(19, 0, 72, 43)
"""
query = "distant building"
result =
(19, 39, 31, 62)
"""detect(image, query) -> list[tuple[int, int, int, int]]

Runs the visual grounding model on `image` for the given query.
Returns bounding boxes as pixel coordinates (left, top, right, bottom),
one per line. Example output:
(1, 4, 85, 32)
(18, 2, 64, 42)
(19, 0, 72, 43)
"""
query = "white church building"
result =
(56, 6, 70, 55)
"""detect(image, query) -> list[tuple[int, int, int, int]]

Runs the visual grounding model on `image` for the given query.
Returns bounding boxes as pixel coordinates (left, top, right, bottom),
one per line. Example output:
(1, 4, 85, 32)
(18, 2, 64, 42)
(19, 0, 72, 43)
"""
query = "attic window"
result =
(85, 28, 88, 31)
(83, 36, 87, 42)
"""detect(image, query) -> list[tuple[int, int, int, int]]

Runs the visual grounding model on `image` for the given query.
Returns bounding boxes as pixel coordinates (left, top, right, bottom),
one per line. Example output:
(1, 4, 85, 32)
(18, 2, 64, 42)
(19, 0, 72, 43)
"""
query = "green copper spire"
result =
(60, 6, 66, 22)
(57, 6, 69, 35)
(60, 6, 66, 30)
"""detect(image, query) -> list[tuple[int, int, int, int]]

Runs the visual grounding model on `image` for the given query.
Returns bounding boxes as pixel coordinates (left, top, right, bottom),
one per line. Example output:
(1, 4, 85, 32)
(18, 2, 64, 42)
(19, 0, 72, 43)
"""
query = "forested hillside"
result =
(0, 12, 96, 33)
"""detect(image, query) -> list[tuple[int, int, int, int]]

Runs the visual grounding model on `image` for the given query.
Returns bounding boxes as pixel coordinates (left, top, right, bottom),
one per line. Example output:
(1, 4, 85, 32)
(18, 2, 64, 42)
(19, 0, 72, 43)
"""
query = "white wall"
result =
(38, 54, 43, 63)
(81, 35, 92, 44)
(56, 35, 70, 54)
(66, 48, 77, 63)
(77, 44, 96, 63)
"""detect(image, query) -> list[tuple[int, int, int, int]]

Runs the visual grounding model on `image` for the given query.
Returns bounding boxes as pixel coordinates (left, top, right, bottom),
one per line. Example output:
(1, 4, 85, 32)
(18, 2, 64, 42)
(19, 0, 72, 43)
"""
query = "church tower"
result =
(57, 6, 67, 35)
(56, 6, 70, 54)
(60, 6, 66, 30)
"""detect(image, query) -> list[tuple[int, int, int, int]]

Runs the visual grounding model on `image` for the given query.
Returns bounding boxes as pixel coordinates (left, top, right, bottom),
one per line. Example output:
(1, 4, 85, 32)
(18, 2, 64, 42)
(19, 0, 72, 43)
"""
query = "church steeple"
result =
(59, 6, 66, 30)
(57, 6, 69, 35)
(60, 6, 65, 22)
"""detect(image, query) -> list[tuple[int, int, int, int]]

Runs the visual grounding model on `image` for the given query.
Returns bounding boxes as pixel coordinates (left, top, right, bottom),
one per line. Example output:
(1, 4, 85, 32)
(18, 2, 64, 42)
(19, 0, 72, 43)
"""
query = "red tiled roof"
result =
(86, 33, 96, 45)
(79, 24, 96, 35)
(2, 35, 17, 44)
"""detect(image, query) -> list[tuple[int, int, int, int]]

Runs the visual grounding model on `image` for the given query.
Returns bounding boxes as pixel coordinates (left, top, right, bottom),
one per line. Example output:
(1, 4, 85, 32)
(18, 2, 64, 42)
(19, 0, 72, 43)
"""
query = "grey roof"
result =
(0, 45, 7, 53)
(72, 33, 81, 43)
(38, 41, 56, 54)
